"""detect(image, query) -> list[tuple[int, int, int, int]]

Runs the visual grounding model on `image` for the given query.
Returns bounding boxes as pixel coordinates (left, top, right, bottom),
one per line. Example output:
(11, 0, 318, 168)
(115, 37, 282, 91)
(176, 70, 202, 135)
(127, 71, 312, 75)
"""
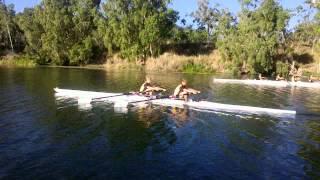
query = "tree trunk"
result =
(6, 24, 14, 53)
(149, 44, 153, 57)
(242, 60, 247, 73)
(207, 25, 210, 45)
(312, 38, 316, 55)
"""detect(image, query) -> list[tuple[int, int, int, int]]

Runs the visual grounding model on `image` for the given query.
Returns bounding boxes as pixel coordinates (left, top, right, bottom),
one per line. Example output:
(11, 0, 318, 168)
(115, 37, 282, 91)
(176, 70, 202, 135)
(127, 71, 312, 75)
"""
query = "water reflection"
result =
(297, 119, 320, 178)
(1, 67, 320, 179)
(168, 107, 190, 128)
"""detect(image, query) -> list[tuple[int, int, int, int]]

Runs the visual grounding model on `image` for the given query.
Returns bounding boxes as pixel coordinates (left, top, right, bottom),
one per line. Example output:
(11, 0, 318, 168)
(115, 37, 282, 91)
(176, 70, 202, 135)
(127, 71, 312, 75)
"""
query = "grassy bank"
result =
(145, 51, 223, 74)
(103, 51, 225, 74)
(103, 55, 142, 70)
(1, 48, 319, 77)
(0, 54, 37, 67)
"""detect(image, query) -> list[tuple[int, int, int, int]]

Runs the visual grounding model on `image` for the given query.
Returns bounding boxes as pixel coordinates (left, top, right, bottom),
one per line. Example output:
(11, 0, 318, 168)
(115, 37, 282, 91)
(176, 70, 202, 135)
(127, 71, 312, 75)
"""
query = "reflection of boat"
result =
(213, 79, 320, 88)
(54, 88, 296, 117)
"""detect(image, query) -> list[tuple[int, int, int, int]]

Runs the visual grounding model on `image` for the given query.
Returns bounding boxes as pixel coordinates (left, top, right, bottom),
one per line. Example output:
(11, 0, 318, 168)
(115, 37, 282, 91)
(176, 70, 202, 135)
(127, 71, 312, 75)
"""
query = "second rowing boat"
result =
(213, 78, 320, 88)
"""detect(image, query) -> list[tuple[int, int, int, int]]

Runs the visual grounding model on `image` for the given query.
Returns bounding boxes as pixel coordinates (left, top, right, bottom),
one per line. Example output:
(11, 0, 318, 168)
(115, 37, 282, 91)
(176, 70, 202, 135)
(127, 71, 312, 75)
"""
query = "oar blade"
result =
(114, 101, 129, 108)
(78, 97, 92, 104)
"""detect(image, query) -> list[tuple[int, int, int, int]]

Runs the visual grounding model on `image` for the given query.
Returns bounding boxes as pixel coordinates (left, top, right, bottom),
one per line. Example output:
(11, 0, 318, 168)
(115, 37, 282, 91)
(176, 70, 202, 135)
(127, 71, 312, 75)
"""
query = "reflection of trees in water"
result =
(290, 88, 320, 113)
(53, 104, 178, 160)
(135, 106, 177, 153)
(46, 95, 190, 168)
(297, 120, 320, 178)
(213, 84, 291, 108)
(195, 112, 282, 175)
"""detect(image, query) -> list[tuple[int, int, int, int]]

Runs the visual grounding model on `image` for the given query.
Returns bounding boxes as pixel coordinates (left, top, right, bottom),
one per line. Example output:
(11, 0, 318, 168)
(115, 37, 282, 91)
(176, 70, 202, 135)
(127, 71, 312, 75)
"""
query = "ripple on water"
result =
(0, 68, 320, 179)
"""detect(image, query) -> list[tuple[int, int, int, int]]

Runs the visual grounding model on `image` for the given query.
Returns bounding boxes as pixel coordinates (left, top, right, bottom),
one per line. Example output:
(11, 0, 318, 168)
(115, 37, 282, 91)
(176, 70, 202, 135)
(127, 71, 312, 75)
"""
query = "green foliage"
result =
(182, 63, 214, 73)
(191, 0, 220, 43)
(0, 55, 36, 67)
(0, 2, 25, 53)
(216, 0, 290, 74)
(276, 61, 290, 77)
(0, 0, 319, 75)
(16, 0, 102, 65)
(100, 0, 178, 61)
(16, 8, 44, 62)
(171, 26, 208, 43)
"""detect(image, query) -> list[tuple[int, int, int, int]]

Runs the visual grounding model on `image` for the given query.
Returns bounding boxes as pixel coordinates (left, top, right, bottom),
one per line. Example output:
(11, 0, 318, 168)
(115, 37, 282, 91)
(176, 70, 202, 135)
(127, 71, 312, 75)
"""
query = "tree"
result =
(216, 0, 290, 74)
(16, 8, 44, 62)
(17, 0, 102, 65)
(305, 0, 320, 71)
(216, 9, 237, 63)
(100, 0, 178, 62)
(0, 2, 24, 53)
(192, 0, 220, 43)
(34, 0, 75, 65)
(68, 0, 102, 65)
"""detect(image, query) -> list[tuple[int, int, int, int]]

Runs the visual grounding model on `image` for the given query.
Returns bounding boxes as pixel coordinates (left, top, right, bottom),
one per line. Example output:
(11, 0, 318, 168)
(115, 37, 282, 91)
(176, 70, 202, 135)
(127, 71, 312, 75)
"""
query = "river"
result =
(0, 67, 319, 179)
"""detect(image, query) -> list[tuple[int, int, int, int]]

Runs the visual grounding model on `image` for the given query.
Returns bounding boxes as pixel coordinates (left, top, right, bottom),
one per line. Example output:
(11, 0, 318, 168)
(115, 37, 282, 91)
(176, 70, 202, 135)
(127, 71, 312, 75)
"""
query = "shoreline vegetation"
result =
(0, 54, 36, 67)
(0, 0, 319, 77)
(1, 49, 320, 76)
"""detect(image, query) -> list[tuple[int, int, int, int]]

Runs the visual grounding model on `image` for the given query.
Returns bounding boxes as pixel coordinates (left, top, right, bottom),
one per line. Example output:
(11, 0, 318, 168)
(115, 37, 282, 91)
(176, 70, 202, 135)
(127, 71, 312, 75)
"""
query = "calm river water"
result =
(0, 67, 319, 179)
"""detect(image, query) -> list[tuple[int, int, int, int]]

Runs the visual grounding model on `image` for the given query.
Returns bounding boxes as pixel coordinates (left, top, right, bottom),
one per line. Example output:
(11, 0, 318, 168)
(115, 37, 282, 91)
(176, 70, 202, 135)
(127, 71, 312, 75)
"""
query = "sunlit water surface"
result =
(0, 67, 319, 179)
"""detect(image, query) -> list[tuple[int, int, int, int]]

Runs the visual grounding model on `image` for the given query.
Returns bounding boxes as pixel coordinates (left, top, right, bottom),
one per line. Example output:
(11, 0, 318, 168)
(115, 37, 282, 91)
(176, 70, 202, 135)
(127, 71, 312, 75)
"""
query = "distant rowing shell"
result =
(213, 79, 320, 88)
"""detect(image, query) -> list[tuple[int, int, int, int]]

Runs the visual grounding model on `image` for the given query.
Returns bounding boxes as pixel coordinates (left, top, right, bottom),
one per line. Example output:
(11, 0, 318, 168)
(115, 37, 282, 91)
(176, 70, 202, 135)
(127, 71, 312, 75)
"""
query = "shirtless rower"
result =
(139, 77, 166, 96)
(173, 79, 200, 101)
(289, 61, 303, 82)
(309, 75, 320, 82)
(258, 73, 267, 80)
(276, 74, 286, 81)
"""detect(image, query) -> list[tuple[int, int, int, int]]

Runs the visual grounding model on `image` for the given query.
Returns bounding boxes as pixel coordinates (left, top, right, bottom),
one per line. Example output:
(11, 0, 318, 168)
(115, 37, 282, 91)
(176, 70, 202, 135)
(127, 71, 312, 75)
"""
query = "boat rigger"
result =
(54, 88, 296, 118)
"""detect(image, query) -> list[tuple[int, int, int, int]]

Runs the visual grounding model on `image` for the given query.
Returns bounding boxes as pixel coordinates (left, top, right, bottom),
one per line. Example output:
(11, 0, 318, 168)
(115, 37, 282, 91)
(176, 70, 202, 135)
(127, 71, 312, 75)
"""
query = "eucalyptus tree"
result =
(16, 8, 44, 62)
(220, 0, 290, 74)
(0, 1, 24, 53)
(17, 0, 102, 65)
(306, 0, 320, 54)
(192, 0, 220, 44)
(101, 0, 178, 62)
(68, 0, 102, 65)
(216, 9, 237, 64)
(304, 0, 320, 72)
(34, 0, 76, 65)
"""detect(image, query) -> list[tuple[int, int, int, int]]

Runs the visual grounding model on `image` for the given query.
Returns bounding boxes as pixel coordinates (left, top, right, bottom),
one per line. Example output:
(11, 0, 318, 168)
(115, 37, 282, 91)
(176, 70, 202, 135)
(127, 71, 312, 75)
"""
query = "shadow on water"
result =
(0, 67, 320, 179)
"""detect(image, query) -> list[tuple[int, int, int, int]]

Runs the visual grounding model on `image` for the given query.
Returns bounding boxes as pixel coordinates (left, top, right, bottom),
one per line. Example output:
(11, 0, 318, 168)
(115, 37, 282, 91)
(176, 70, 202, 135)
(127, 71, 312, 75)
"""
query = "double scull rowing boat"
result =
(213, 79, 320, 88)
(54, 88, 296, 117)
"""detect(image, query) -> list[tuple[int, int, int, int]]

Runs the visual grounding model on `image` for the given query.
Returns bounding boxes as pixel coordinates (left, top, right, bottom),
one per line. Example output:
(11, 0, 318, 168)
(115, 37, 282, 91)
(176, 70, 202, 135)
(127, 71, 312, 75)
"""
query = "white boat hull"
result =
(54, 88, 296, 117)
(213, 79, 320, 88)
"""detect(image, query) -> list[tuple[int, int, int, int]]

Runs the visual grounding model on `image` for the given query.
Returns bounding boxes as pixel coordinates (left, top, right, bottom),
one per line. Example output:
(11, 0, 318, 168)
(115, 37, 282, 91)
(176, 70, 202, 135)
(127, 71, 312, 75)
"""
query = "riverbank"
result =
(104, 51, 225, 74)
(1, 49, 320, 76)
(0, 54, 36, 67)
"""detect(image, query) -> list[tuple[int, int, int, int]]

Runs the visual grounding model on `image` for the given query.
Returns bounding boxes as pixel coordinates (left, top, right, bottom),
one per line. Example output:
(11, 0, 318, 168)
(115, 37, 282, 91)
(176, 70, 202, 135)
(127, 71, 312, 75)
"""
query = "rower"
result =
(173, 79, 200, 101)
(290, 67, 302, 82)
(276, 74, 286, 81)
(309, 75, 319, 82)
(139, 77, 166, 96)
(258, 73, 267, 80)
(289, 61, 301, 82)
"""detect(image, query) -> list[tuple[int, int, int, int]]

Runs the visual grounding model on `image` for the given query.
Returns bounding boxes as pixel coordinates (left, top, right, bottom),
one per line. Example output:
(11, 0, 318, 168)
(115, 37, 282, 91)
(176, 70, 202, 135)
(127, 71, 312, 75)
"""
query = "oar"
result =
(78, 92, 134, 104)
(128, 95, 170, 105)
(92, 92, 133, 101)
